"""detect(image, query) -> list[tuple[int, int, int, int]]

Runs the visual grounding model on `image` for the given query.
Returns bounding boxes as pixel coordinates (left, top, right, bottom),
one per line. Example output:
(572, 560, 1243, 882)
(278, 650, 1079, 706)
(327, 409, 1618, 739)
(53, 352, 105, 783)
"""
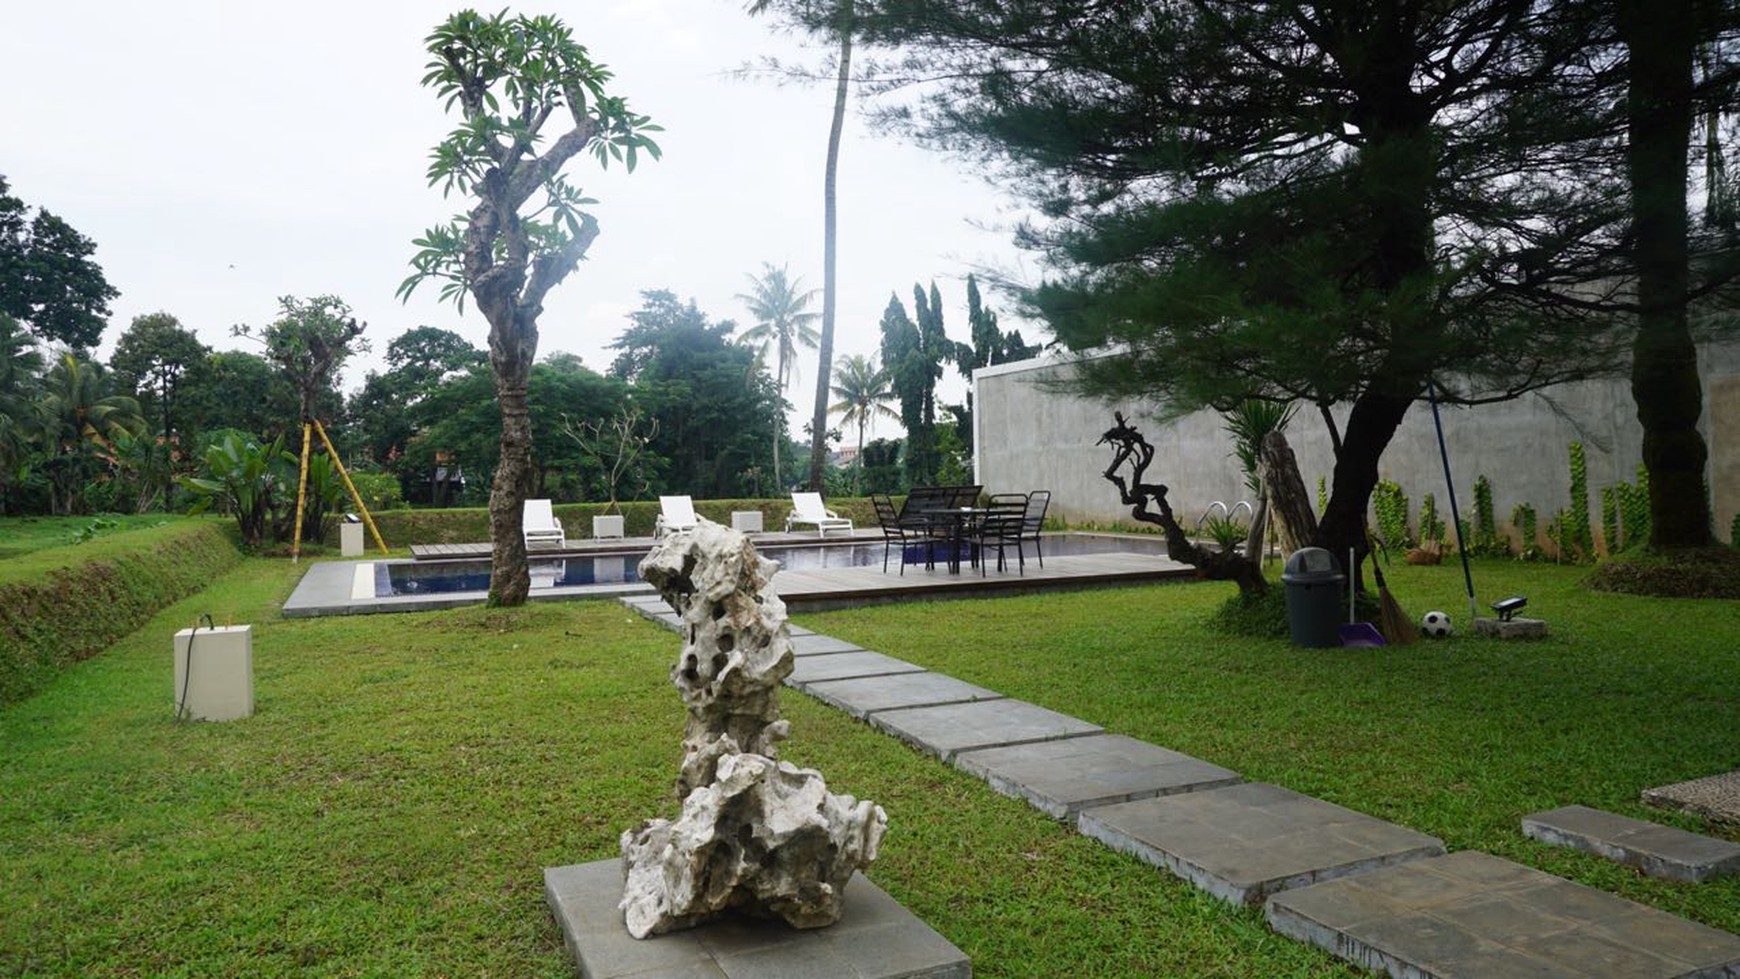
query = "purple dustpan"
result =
(1339, 622, 1387, 647)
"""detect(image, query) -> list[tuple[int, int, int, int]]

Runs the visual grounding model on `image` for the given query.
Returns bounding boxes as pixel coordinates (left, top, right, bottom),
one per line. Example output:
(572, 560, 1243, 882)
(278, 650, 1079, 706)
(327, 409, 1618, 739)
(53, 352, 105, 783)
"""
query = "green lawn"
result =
(2, 554, 1735, 976)
(0, 514, 188, 561)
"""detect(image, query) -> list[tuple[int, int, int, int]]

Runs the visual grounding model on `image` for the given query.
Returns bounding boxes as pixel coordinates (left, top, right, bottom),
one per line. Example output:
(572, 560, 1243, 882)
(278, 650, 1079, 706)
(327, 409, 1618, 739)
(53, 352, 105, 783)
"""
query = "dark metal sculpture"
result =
(1099, 412, 1269, 595)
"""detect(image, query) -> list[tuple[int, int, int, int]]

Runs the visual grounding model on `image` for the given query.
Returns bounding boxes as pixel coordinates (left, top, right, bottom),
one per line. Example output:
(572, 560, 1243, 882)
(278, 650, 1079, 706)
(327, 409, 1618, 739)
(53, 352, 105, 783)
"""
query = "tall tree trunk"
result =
(486, 312, 536, 607)
(1622, 0, 1715, 551)
(1260, 430, 1317, 556)
(808, 3, 851, 491)
(1312, 387, 1414, 592)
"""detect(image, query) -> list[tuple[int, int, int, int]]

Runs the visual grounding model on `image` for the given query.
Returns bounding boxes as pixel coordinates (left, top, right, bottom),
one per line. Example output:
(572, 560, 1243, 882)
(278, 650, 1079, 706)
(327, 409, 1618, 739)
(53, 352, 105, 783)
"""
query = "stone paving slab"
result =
(792, 634, 863, 656)
(954, 734, 1242, 822)
(1522, 804, 1740, 883)
(801, 672, 1004, 719)
(1266, 850, 1740, 978)
(546, 859, 970, 978)
(868, 699, 1102, 762)
(1078, 781, 1444, 907)
(787, 651, 926, 686)
(1644, 770, 1740, 826)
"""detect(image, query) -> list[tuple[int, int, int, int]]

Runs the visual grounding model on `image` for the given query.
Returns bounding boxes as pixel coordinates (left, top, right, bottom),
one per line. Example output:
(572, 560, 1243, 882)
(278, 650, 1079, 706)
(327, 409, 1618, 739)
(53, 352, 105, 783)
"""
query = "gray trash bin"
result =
(1282, 547, 1345, 648)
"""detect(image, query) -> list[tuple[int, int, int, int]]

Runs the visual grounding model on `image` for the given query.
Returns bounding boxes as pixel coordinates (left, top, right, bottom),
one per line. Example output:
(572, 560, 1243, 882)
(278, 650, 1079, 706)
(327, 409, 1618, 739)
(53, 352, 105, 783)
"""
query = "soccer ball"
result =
(1420, 610, 1453, 638)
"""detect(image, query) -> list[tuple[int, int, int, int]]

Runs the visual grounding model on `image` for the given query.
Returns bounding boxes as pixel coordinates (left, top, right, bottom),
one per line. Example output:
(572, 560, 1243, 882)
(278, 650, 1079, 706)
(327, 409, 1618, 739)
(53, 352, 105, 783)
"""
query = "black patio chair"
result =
(872, 493, 929, 574)
(977, 493, 1029, 575)
(1022, 490, 1051, 568)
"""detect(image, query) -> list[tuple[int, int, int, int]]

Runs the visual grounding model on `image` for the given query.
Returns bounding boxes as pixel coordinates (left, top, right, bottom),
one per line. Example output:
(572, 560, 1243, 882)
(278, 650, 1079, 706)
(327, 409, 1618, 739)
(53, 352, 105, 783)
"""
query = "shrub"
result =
(1566, 442, 1592, 560)
(1511, 502, 1543, 561)
(1372, 480, 1413, 549)
(0, 519, 242, 705)
(1209, 586, 1289, 639)
(1587, 546, 1740, 599)
(1419, 492, 1446, 548)
(1202, 515, 1250, 553)
(345, 470, 407, 512)
(1468, 476, 1508, 557)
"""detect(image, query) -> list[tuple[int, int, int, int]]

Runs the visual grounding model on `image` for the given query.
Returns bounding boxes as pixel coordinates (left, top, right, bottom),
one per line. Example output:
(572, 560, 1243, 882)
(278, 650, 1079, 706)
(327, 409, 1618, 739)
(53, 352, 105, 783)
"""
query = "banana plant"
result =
(180, 432, 293, 547)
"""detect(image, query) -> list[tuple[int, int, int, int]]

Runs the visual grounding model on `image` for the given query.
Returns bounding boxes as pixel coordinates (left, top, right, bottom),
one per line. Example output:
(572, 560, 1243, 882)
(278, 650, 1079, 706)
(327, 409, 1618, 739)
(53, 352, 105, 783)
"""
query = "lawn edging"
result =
(0, 519, 243, 705)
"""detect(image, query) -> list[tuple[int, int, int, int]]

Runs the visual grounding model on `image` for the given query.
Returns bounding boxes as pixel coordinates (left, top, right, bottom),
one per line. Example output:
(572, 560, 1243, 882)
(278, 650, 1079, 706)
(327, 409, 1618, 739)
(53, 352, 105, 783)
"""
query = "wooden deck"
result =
(770, 551, 1196, 612)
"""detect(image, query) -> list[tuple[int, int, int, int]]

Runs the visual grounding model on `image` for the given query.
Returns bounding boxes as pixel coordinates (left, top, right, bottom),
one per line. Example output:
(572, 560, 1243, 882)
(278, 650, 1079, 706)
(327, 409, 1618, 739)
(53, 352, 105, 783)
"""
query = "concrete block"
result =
(791, 634, 862, 657)
(1267, 850, 1740, 978)
(954, 734, 1241, 822)
(1472, 616, 1548, 639)
(1078, 782, 1443, 906)
(787, 651, 925, 686)
(801, 672, 1004, 719)
(339, 521, 364, 557)
(545, 859, 971, 979)
(869, 699, 1102, 762)
(1522, 804, 1740, 882)
(172, 624, 254, 721)
(1643, 769, 1740, 825)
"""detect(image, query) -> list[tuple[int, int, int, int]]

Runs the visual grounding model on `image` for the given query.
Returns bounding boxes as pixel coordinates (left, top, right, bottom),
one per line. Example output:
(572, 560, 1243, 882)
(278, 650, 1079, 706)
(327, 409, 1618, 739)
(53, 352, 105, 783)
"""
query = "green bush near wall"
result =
(0, 519, 243, 706)
(327, 497, 888, 547)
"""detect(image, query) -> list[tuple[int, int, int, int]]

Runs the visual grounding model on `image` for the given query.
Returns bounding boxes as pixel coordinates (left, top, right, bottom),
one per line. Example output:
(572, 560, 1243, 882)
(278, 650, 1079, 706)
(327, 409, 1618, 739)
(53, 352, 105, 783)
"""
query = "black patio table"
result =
(924, 506, 994, 574)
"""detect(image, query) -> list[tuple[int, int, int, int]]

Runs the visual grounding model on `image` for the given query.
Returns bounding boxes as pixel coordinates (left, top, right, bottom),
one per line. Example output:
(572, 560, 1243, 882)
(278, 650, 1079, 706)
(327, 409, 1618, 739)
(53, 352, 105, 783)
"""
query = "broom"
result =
(1369, 529, 1419, 645)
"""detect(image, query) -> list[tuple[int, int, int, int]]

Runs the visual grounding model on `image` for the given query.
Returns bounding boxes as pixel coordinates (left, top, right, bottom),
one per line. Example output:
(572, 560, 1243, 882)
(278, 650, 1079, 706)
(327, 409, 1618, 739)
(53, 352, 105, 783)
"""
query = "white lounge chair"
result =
(786, 491, 854, 538)
(655, 495, 699, 538)
(523, 499, 566, 549)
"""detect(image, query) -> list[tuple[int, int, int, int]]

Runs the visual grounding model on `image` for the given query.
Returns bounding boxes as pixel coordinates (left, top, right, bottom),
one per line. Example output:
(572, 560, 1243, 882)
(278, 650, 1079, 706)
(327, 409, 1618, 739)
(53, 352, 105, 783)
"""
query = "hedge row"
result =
(327, 497, 887, 548)
(0, 519, 243, 705)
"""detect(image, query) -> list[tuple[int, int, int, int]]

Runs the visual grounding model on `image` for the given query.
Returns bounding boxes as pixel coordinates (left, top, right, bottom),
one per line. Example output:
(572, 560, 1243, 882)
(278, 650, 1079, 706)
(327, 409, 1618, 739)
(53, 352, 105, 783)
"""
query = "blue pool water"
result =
(375, 534, 1165, 597)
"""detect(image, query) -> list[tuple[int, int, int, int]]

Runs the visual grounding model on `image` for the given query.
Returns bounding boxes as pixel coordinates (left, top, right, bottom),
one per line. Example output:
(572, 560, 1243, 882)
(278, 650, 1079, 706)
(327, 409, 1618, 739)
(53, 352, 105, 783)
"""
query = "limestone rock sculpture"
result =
(620, 519, 886, 939)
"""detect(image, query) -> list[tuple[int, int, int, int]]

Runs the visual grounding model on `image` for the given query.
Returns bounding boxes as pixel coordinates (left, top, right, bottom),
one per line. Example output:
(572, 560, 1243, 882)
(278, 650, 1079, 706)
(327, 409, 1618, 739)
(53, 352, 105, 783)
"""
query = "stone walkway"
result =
(619, 595, 1740, 978)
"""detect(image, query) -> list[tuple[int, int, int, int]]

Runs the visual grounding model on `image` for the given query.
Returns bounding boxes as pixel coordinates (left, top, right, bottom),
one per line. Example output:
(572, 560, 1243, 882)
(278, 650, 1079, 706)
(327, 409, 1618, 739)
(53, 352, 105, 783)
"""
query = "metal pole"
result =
(1427, 381, 1478, 622)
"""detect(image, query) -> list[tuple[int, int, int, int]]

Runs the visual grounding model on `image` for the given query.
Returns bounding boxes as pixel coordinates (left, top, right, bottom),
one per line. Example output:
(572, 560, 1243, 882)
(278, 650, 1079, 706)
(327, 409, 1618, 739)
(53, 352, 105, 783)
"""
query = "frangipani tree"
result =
(399, 10, 660, 606)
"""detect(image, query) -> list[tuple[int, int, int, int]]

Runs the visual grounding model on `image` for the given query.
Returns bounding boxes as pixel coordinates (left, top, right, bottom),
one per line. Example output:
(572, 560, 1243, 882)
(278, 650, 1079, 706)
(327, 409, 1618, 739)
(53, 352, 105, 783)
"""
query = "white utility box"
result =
(173, 624, 254, 721)
(340, 521, 365, 557)
(731, 511, 764, 533)
(592, 514, 625, 539)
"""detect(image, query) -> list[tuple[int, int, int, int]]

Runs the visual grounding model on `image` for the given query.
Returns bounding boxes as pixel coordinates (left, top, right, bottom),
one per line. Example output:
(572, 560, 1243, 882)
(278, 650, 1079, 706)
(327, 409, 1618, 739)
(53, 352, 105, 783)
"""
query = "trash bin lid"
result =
(1282, 546, 1344, 583)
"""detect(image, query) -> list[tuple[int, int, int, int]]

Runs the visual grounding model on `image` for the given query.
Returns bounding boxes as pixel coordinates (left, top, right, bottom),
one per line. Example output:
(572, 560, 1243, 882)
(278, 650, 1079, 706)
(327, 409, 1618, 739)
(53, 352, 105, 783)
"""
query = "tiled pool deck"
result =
(281, 531, 1195, 617)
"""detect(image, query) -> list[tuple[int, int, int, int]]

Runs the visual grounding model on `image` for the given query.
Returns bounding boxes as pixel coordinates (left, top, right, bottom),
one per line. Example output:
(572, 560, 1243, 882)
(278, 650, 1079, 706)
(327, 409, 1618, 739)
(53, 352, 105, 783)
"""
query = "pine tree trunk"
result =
(1259, 431, 1316, 556)
(808, 6, 852, 492)
(1311, 388, 1414, 591)
(1622, 0, 1715, 551)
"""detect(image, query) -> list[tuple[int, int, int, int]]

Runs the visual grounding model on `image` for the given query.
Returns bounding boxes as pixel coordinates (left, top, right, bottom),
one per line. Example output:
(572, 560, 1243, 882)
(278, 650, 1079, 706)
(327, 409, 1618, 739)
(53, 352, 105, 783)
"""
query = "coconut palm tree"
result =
(741, 0, 854, 493)
(0, 317, 46, 513)
(38, 352, 145, 514)
(829, 353, 896, 494)
(736, 262, 819, 489)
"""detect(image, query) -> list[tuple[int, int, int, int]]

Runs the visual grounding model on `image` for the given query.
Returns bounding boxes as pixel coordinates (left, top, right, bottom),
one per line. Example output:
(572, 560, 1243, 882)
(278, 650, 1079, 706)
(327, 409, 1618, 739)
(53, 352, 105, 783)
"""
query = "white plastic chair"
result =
(785, 491, 854, 537)
(522, 499, 566, 548)
(655, 495, 699, 538)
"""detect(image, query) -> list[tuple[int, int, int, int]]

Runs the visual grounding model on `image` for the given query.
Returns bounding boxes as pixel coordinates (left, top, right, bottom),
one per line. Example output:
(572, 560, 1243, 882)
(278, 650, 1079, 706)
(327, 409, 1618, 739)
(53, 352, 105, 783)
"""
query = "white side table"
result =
(731, 511, 764, 533)
(592, 514, 625, 539)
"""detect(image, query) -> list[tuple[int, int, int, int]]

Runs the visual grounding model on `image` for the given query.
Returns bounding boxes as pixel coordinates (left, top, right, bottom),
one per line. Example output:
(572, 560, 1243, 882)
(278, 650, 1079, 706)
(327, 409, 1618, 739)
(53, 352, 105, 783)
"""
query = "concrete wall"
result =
(973, 343, 1740, 547)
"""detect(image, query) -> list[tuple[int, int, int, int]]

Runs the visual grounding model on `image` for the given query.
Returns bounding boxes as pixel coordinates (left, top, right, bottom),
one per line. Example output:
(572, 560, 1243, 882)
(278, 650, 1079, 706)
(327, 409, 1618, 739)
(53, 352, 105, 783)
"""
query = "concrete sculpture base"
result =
(547, 860, 970, 979)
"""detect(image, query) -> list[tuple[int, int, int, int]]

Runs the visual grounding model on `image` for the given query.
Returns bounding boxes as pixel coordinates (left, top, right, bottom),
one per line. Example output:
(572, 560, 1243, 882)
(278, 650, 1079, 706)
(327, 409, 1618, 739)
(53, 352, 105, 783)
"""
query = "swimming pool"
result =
(374, 534, 1167, 597)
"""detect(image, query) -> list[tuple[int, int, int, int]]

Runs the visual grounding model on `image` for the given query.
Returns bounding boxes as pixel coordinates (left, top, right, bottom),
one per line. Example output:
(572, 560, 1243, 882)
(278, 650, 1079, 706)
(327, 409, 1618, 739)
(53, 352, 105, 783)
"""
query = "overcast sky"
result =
(2, 0, 1040, 418)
